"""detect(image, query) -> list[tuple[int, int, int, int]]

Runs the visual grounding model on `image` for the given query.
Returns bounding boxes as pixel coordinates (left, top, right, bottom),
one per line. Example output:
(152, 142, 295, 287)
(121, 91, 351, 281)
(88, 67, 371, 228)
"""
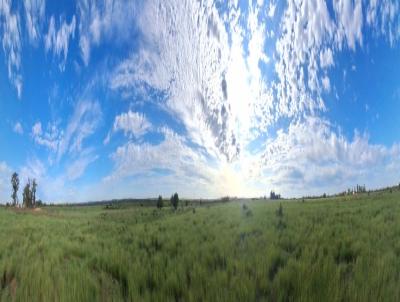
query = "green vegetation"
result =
(1, 190, 400, 301)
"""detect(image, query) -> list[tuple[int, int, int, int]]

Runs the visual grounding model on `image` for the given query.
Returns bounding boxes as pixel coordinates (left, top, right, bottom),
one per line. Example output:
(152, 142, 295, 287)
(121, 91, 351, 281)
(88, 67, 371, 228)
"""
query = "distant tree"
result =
(157, 195, 163, 209)
(36, 199, 43, 207)
(11, 172, 19, 206)
(171, 192, 179, 210)
(270, 191, 281, 200)
(23, 180, 32, 208)
(32, 179, 37, 207)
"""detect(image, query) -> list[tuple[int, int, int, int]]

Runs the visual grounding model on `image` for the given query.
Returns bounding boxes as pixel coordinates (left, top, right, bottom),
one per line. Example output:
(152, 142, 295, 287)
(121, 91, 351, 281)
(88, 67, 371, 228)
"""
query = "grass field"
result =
(1, 191, 400, 301)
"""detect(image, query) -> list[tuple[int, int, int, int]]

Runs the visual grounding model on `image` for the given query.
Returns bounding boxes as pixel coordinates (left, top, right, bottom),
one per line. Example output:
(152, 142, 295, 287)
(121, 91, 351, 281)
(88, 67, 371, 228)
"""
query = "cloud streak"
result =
(0, 0, 23, 97)
(44, 15, 76, 70)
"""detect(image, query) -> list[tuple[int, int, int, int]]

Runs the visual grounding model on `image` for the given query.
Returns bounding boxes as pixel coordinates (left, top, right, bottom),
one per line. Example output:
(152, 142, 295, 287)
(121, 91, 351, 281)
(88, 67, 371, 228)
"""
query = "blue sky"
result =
(1, 0, 400, 203)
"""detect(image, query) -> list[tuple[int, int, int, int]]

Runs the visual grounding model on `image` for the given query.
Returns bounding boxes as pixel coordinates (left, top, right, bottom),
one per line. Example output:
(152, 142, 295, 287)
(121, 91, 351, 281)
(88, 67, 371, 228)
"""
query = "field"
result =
(1, 191, 400, 301)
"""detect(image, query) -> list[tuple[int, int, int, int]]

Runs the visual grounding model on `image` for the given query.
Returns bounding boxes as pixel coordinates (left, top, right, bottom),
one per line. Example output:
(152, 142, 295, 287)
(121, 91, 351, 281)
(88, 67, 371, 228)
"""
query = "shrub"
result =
(104, 203, 120, 210)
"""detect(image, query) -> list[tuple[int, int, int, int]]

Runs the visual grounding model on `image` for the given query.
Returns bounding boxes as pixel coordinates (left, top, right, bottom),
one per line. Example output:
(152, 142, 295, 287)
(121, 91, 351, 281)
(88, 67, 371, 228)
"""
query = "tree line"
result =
(10, 172, 39, 208)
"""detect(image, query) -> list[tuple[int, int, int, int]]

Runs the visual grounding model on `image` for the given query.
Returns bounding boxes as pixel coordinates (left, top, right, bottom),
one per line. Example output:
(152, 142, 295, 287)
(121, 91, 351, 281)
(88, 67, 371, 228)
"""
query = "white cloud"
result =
(0, 0, 23, 98)
(85, 0, 400, 200)
(20, 157, 46, 184)
(366, 0, 400, 46)
(110, 0, 276, 162)
(31, 121, 60, 151)
(1, 0, 399, 202)
(19, 157, 61, 202)
(0, 161, 12, 203)
(259, 117, 400, 196)
(23, 0, 45, 44)
(13, 122, 23, 134)
(103, 127, 257, 198)
(44, 15, 76, 70)
(19, 151, 99, 203)
(30, 98, 101, 164)
(104, 0, 400, 200)
(334, 0, 363, 50)
(106, 128, 214, 183)
(112, 111, 151, 139)
(275, 0, 334, 118)
(32, 121, 42, 136)
(320, 48, 334, 69)
(322, 76, 331, 92)
(268, 2, 276, 18)
(57, 98, 101, 160)
(66, 150, 98, 181)
(77, 0, 137, 65)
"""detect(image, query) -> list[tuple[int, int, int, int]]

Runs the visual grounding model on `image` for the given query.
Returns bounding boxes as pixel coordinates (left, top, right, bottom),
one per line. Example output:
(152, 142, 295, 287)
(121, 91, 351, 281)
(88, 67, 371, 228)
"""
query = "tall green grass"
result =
(0, 191, 400, 301)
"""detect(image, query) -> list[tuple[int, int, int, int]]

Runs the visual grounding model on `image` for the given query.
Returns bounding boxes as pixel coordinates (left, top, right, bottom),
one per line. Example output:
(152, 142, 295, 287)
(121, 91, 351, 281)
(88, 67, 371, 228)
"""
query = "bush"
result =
(104, 203, 120, 210)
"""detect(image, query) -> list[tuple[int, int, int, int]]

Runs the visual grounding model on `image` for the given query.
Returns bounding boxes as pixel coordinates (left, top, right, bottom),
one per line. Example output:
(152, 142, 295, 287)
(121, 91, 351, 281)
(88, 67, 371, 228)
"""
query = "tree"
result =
(23, 180, 32, 208)
(157, 195, 163, 209)
(171, 192, 179, 210)
(11, 172, 19, 206)
(31, 179, 37, 207)
(270, 191, 281, 200)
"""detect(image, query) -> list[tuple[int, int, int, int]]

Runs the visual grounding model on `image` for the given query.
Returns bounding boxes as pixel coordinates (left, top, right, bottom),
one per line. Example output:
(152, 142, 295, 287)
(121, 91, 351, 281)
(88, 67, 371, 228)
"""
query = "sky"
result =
(1, 0, 400, 203)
